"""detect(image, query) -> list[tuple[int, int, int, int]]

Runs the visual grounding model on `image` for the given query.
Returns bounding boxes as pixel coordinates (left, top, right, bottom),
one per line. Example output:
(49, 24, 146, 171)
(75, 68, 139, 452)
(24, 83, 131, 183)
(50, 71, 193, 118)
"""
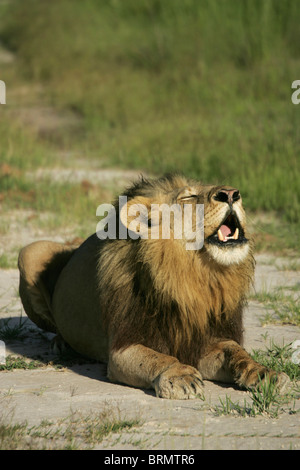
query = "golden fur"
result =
(18, 174, 289, 399)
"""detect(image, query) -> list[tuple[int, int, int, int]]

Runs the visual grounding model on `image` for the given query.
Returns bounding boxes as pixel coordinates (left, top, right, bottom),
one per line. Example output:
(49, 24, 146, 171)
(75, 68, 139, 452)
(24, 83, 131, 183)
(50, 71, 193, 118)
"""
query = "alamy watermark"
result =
(96, 196, 204, 250)
(291, 80, 300, 105)
(291, 340, 300, 365)
(0, 80, 6, 104)
(0, 340, 6, 365)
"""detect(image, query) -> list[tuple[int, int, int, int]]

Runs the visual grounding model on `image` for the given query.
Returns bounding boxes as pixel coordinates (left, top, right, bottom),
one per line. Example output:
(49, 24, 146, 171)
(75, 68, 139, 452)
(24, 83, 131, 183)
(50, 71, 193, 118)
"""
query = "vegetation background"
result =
(0, 0, 299, 251)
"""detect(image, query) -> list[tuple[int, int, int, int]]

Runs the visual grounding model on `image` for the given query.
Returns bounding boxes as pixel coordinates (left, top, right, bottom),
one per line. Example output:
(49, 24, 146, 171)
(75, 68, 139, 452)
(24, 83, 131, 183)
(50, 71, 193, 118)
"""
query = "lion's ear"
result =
(119, 196, 152, 238)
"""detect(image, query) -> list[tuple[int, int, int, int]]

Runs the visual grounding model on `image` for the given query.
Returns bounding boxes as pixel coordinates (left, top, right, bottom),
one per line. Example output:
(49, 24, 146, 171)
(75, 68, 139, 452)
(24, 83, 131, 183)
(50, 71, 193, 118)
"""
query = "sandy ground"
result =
(0, 253, 299, 450)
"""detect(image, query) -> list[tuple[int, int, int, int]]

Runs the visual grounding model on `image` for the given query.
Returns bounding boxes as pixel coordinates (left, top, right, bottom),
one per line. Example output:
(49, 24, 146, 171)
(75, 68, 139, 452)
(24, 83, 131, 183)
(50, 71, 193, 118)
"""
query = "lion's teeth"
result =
(233, 228, 239, 240)
(217, 228, 239, 242)
(217, 229, 224, 241)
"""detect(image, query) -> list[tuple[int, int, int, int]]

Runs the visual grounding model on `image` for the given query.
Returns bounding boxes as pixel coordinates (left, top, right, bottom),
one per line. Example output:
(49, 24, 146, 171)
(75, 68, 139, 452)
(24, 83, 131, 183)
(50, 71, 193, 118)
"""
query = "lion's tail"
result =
(18, 241, 78, 333)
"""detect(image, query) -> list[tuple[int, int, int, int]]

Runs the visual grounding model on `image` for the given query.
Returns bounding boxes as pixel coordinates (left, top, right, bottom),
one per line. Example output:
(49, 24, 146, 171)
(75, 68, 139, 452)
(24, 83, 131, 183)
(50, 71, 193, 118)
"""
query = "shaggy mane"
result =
(98, 174, 255, 367)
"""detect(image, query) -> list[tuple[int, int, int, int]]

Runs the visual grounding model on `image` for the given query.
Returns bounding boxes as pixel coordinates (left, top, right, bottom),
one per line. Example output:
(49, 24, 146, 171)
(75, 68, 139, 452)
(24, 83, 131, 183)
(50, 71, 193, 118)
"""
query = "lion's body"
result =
(18, 174, 289, 399)
(98, 234, 250, 367)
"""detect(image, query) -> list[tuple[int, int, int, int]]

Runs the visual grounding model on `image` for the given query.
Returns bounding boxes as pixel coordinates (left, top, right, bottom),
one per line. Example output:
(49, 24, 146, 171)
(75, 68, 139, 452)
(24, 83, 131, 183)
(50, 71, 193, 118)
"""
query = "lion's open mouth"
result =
(206, 213, 247, 247)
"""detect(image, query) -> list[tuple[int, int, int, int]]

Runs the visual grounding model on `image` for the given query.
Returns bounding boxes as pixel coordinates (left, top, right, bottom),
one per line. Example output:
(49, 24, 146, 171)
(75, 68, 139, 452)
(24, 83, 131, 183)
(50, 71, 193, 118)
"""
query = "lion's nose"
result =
(215, 189, 240, 205)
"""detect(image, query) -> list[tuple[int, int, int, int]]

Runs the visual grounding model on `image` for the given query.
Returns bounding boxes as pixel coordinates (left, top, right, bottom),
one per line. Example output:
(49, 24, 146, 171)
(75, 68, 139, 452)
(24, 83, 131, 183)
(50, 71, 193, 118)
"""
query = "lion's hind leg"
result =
(198, 340, 290, 393)
(18, 241, 77, 334)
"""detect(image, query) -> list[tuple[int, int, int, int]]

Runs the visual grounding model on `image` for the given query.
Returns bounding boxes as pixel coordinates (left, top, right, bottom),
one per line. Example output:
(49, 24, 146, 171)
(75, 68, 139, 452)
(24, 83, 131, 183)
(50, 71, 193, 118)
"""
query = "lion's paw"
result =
(153, 363, 204, 400)
(267, 371, 291, 394)
(247, 369, 291, 394)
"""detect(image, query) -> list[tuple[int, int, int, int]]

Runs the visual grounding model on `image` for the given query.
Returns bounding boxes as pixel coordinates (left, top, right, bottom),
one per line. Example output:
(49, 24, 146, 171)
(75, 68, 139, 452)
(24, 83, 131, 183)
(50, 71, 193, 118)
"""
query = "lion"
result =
(18, 174, 289, 399)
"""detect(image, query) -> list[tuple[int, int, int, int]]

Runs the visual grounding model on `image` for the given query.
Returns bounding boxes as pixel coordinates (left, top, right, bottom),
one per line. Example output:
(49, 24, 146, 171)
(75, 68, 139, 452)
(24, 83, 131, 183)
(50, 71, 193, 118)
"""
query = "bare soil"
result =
(0, 251, 299, 450)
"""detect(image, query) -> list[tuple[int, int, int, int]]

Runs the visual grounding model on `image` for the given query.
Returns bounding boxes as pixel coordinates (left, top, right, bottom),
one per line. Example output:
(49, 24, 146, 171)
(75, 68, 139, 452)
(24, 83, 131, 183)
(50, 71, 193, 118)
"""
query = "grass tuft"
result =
(0, 317, 28, 341)
(251, 288, 300, 327)
(0, 405, 141, 450)
(214, 340, 300, 418)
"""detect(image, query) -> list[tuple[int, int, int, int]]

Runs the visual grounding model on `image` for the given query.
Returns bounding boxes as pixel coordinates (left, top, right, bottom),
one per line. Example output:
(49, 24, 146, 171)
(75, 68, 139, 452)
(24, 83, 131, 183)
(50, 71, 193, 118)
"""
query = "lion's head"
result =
(111, 173, 251, 266)
(99, 174, 254, 364)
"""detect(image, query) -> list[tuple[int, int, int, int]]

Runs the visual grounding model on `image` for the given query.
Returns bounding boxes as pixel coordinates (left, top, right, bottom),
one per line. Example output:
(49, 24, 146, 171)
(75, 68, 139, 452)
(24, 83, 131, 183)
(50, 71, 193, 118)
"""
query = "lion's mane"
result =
(97, 174, 255, 367)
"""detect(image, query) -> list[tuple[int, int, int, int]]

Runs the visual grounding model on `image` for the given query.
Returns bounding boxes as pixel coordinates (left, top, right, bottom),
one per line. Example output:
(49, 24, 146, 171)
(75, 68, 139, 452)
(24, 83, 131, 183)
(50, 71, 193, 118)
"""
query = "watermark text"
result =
(96, 196, 204, 251)
(0, 80, 6, 104)
(291, 80, 300, 104)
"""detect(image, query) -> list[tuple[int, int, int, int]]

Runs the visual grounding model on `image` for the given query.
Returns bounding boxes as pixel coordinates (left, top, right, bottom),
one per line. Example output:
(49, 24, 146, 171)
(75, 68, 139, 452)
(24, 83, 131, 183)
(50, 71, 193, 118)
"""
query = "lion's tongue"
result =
(220, 225, 231, 237)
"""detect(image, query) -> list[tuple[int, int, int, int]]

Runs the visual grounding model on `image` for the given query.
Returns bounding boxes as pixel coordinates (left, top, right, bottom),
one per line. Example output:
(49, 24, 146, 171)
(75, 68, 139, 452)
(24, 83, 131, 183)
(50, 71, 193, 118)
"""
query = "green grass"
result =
(0, 0, 299, 246)
(0, 406, 141, 450)
(214, 378, 299, 418)
(214, 341, 300, 418)
(251, 340, 300, 381)
(0, 253, 12, 269)
(251, 287, 300, 326)
(277, 261, 300, 271)
(0, 168, 109, 241)
(0, 355, 45, 372)
(0, 316, 28, 341)
(0, 119, 50, 172)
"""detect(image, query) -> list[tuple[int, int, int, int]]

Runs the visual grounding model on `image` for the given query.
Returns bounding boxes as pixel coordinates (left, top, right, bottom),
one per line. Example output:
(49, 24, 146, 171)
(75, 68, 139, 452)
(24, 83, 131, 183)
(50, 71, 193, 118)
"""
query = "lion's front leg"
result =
(108, 344, 204, 399)
(198, 340, 289, 392)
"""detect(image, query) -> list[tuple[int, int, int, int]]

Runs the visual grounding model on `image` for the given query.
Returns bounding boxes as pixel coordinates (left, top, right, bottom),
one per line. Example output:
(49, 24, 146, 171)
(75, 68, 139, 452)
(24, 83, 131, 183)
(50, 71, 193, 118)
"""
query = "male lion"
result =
(18, 174, 289, 399)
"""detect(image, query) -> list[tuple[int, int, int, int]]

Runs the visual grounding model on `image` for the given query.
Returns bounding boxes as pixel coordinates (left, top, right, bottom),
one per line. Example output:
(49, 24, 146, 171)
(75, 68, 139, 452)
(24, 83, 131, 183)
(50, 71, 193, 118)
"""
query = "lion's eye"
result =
(179, 194, 198, 202)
